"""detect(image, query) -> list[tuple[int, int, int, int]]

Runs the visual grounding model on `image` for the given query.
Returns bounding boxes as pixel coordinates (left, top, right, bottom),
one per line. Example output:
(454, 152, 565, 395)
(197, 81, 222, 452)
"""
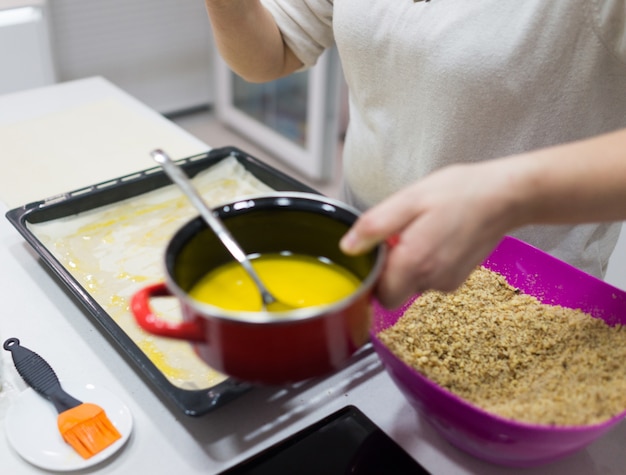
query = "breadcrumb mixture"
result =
(378, 267, 626, 426)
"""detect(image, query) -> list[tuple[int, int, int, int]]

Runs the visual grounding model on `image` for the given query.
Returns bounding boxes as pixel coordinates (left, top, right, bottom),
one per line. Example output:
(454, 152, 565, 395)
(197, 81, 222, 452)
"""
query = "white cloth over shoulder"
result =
(261, 0, 626, 278)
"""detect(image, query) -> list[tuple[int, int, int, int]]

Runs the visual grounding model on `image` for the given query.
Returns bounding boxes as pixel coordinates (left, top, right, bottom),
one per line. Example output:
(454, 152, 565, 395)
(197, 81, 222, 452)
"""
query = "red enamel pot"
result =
(131, 192, 386, 385)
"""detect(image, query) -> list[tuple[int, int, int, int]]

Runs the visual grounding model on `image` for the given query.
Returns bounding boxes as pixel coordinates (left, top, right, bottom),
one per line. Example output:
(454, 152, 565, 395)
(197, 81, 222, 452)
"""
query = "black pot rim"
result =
(163, 192, 387, 323)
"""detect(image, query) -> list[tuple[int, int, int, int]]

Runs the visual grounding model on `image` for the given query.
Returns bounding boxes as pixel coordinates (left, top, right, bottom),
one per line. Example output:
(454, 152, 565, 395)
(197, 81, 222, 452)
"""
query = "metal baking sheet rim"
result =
(5, 146, 319, 417)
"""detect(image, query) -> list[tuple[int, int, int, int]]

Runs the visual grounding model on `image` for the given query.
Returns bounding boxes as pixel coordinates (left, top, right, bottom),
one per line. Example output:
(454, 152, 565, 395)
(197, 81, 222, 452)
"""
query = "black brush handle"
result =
(3, 338, 83, 413)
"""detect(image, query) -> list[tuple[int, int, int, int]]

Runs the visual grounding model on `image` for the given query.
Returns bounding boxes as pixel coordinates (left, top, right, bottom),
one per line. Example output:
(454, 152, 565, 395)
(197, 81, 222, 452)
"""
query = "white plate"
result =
(4, 381, 133, 471)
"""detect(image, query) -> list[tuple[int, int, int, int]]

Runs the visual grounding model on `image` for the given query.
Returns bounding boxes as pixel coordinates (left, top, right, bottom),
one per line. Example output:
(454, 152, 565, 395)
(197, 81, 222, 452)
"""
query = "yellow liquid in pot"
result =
(188, 253, 361, 312)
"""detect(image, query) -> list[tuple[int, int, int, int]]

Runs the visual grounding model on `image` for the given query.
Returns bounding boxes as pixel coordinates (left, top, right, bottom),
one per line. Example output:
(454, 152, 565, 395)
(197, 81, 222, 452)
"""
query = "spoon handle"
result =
(151, 149, 275, 305)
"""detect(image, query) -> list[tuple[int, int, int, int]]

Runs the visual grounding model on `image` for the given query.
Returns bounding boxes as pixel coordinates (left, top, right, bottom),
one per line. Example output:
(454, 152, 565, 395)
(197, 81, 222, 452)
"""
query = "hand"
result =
(340, 161, 520, 309)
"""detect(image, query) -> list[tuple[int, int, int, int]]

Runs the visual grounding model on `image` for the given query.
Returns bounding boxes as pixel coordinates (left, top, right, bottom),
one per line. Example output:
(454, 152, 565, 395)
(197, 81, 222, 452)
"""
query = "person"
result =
(339, 128, 626, 308)
(203, 1, 626, 307)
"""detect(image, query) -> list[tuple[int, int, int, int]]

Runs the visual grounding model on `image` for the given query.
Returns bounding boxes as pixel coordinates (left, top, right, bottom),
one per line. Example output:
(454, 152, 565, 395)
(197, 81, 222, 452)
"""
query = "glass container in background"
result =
(232, 73, 309, 147)
(214, 48, 343, 182)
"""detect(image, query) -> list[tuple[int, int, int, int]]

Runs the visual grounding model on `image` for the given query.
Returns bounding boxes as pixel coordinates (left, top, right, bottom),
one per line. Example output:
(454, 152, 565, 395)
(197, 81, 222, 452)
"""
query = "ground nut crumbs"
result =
(377, 267, 626, 426)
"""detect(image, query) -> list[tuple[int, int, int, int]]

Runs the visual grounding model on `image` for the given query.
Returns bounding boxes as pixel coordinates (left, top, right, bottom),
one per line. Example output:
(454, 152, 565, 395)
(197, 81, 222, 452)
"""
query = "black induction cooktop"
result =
(219, 405, 431, 475)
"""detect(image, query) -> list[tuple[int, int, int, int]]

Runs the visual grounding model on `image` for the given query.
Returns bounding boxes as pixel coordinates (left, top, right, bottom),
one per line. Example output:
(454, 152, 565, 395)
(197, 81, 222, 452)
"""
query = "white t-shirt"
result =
(261, 0, 626, 277)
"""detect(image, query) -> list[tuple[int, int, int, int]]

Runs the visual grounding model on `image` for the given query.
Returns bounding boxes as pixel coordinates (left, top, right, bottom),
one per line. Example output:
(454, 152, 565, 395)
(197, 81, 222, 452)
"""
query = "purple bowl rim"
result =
(370, 236, 626, 432)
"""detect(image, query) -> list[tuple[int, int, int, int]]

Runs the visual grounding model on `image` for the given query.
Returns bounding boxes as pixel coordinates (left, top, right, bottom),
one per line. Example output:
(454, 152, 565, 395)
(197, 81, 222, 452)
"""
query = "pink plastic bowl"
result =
(371, 236, 626, 467)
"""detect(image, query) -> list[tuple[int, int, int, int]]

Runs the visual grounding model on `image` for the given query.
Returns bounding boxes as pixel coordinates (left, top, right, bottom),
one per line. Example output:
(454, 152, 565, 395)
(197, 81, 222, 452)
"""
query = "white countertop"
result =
(1, 77, 625, 475)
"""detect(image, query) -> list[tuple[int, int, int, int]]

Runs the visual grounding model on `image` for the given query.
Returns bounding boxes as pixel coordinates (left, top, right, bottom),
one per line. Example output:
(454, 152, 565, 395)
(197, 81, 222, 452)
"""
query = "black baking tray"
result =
(6, 146, 319, 416)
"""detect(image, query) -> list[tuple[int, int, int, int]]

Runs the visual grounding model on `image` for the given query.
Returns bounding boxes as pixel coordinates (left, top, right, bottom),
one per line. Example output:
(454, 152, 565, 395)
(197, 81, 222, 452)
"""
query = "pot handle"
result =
(131, 283, 206, 342)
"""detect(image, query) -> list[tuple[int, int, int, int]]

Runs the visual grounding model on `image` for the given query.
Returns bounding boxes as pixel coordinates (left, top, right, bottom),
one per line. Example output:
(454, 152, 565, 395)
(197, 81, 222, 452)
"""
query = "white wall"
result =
(47, 0, 215, 114)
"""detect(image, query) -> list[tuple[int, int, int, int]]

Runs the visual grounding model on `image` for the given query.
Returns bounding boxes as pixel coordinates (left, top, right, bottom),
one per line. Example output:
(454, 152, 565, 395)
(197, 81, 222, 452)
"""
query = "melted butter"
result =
(138, 339, 189, 380)
(189, 254, 361, 312)
(116, 271, 150, 283)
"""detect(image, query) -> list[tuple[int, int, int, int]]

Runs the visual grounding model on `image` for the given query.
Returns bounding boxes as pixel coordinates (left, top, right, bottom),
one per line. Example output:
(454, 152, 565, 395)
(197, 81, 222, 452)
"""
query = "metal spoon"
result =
(151, 149, 292, 312)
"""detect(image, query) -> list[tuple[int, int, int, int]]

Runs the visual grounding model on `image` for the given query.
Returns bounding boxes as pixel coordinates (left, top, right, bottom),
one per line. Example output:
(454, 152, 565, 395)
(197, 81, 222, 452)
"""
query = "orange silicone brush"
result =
(3, 338, 122, 459)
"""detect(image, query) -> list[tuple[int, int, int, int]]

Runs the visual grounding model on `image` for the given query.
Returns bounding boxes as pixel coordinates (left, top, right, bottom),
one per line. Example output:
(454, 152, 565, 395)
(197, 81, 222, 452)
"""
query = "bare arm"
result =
(512, 129, 626, 224)
(340, 128, 626, 308)
(204, 0, 303, 82)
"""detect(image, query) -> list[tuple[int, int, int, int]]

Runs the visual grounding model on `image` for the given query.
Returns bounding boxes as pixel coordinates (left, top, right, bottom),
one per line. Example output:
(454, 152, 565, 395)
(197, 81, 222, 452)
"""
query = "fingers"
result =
(338, 163, 510, 308)
(373, 239, 434, 309)
(374, 245, 472, 309)
(373, 230, 503, 309)
(340, 189, 420, 255)
(371, 224, 462, 309)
